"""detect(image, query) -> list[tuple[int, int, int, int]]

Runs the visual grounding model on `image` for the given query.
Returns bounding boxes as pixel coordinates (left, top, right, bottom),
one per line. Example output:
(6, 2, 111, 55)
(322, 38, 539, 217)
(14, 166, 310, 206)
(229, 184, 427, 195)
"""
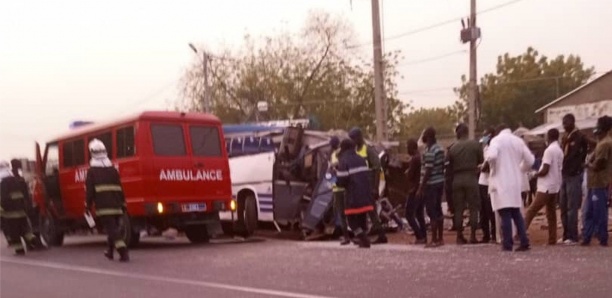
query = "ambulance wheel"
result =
(120, 214, 139, 248)
(243, 196, 258, 237)
(40, 214, 64, 247)
(185, 225, 210, 244)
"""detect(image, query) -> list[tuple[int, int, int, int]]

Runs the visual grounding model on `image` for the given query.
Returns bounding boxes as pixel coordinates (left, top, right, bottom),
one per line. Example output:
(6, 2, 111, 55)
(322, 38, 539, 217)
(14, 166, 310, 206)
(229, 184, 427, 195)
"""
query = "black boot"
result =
(33, 237, 45, 249)
(372, 232, 388, 244)
(339, 236, 351, 246)
(358, 233, 371, 248)
(118, 247, 129, 262)
(104, 245, 114, 260)
(14, 248, 26, 256)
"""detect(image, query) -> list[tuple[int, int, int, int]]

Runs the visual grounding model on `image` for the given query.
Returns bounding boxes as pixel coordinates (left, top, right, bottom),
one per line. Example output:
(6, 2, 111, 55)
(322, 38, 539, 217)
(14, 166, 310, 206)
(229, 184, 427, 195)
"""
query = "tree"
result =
(454, 47, 595, 129)
(399, 107, 461, 139)
(179, 11, 408, 138)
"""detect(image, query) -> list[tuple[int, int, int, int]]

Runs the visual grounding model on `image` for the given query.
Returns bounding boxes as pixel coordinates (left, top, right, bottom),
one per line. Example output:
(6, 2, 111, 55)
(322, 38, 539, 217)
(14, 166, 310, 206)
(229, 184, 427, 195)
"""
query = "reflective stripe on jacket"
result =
(336, 151, 374, 215)
(0, 176, 30, 215)
(86, 167, 126, 214)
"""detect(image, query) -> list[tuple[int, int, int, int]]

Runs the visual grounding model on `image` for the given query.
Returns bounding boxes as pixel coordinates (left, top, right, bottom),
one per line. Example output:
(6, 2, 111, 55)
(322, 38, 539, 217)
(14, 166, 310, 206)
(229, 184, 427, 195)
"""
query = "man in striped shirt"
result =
(417, 127, 446, 247)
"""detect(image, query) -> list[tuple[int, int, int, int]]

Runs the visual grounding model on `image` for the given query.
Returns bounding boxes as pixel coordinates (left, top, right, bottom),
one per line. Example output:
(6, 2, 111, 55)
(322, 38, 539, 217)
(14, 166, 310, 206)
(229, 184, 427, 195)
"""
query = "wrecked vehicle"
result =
(271, 126, 407, 239)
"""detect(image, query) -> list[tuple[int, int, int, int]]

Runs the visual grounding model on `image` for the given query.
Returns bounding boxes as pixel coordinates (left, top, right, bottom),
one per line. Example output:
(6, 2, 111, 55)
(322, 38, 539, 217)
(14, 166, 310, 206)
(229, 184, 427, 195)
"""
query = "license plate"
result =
(182, 203, 207, 212)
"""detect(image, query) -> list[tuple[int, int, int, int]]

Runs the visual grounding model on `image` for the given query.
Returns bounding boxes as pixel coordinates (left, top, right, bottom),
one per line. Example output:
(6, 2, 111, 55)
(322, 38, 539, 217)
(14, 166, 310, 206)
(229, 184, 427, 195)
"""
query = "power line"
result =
(109, 80, 177, 117)
(399, 87, 455, 95)
(347, 0, 528, 49)
(397, 50, 466, 67)
(398, 70, 610, 96)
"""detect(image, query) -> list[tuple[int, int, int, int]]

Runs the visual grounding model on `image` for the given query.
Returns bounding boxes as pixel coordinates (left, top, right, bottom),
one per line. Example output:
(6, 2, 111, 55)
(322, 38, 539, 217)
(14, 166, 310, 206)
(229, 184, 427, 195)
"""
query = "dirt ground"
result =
(388, 210, 612, 247)
(254, 207, 612, 249)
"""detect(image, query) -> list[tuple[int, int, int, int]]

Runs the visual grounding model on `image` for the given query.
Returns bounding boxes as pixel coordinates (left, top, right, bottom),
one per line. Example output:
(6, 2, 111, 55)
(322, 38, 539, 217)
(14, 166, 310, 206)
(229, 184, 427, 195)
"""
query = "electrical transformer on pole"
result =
(460, 0, 481, 139)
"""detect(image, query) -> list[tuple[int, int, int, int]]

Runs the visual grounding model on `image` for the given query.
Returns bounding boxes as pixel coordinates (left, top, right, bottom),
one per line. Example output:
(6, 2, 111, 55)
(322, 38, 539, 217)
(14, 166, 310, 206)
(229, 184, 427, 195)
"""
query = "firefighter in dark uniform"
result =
(336, 139, 374, 248)
(85, 139, 129, 262)
(1, 161, 43, 255)
(11, 159, 41, 233)
(348, 127, 387, 244)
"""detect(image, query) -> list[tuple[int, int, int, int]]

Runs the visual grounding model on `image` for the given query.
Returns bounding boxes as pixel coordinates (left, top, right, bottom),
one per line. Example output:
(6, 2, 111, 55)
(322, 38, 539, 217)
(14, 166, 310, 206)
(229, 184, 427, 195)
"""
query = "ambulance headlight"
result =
(230, 200, 237, 212)
(157, 202, 164, 214)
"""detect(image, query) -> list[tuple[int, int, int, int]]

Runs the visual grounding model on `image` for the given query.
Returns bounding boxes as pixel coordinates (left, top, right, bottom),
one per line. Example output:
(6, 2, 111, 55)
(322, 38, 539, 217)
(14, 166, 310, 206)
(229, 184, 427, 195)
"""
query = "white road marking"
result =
(0, 258, 334, 298)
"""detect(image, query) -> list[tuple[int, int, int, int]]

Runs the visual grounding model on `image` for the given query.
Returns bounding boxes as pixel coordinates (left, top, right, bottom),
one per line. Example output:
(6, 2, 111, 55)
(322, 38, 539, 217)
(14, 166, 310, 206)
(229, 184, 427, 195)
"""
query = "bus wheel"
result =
(185, 225, 210, 244)
(243, 195, 258, 237)
(40, 214, 64, 247)
(120, 214, 140, 248)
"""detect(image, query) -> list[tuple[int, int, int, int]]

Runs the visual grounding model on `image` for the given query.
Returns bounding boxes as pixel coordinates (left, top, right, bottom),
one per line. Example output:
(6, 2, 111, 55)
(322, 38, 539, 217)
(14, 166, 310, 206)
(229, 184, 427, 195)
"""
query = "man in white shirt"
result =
(524, 129, 564, 245)
(487, 124, 535, 252)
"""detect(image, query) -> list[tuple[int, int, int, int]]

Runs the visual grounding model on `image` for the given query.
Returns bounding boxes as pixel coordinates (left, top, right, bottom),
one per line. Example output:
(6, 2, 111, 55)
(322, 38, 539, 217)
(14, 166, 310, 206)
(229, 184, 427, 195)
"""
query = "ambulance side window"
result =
(116, 126, 135, 158)
(62, 139, 85, 167)
(151, 124, 186, 156)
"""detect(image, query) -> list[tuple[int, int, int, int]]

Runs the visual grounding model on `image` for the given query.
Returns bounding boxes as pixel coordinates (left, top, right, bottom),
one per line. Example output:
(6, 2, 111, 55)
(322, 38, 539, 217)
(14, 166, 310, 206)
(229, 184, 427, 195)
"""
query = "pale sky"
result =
(1, 0, 611, 160)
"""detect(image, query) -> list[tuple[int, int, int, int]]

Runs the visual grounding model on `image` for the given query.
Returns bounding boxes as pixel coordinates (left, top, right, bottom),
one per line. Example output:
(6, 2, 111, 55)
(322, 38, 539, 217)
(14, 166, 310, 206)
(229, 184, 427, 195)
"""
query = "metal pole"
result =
(371, 0, 385, 142)
(202, 52, 210, 113)
(468, 0, 477, 139)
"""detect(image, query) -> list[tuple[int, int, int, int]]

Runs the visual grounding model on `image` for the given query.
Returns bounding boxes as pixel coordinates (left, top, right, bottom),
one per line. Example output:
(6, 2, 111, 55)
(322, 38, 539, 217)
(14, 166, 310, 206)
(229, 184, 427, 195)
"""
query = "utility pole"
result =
(189, 43, 210, 113)
(371, 0, 386, 142)
(460, 0, 480, 139)
(202, 52, 210, 114)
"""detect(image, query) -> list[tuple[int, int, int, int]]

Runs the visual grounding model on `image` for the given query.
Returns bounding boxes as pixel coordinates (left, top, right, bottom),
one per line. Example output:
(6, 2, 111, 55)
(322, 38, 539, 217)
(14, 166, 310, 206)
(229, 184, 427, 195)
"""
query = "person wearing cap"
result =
(478, 127, 496, 243)
(348, 127, 387, 244)
(417, 127, 446, 247)
(329, 136, 350, 245)
(336, 139, 373, 248)
(1, 161, 43, 255)
(85, 139, 129, 262)
(448, 123, 484, 244)
(582, 116, 612, 247)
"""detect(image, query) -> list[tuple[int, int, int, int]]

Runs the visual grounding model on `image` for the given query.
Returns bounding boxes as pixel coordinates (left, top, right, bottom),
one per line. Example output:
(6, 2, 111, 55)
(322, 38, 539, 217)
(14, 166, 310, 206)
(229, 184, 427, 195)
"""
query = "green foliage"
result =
(454, 47, 595, 129)
(399, 106, 461, 140)
(180, 11, 408, 139)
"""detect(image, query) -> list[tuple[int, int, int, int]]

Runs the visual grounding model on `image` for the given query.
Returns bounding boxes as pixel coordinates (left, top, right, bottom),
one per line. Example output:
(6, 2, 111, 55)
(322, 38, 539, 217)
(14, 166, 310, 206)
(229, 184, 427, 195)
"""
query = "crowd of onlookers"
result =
(397, 113, 612, 251)
(327, 113, 611, 251)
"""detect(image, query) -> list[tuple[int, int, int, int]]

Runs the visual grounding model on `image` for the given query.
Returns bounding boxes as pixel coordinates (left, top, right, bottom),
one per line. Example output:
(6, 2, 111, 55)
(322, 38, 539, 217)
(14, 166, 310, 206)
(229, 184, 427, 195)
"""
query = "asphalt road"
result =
(1, 234, 612, 298)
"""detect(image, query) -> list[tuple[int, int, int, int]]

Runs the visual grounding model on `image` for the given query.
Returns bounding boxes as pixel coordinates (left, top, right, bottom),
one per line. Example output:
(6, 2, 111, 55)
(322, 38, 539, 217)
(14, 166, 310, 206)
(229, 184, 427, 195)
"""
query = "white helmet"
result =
(0, 160, 11, 179)
(89, 139, 107, 158)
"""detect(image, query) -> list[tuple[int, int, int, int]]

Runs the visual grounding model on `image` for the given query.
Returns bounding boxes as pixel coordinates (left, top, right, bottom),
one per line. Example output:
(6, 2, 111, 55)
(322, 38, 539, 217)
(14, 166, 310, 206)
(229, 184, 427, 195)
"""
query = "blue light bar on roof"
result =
(69, 121, 94, 130)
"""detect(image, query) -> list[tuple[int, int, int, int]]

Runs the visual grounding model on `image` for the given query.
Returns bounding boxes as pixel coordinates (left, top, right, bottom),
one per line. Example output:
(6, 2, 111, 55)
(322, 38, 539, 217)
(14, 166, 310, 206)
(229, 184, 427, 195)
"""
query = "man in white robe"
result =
(487, 124, 535, 251)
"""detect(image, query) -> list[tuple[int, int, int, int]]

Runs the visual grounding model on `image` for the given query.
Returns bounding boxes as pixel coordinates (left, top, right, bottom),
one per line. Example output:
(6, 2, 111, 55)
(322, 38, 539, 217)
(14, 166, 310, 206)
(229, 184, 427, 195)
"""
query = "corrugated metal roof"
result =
(535, 71, 612, 113)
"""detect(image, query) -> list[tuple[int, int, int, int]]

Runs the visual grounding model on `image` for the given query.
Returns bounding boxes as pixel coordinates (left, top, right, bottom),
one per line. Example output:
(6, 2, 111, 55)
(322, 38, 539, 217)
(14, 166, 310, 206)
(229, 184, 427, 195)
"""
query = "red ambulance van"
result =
(33, 111, 238, 246)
